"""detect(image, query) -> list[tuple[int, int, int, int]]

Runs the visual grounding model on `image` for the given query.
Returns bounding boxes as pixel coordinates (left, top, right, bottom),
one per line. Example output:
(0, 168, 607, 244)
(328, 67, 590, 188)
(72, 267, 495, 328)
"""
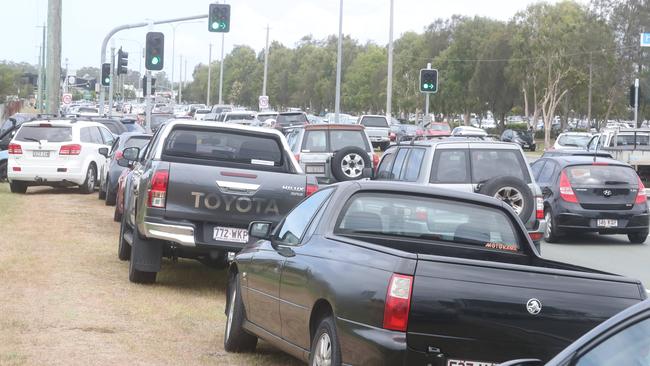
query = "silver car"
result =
(357, 115, 390, 150)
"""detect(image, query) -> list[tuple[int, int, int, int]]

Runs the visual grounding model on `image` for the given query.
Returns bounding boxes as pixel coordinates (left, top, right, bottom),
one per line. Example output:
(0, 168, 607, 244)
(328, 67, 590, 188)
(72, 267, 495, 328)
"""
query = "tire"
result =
(128, 232, 157, 284)
(98, 174, 107, 199)
(628, 231, 648, 244)
(330, 146, 371, 182)
(118, 212, 131, 261)
(0, 160, 7, 182)
(478, 176, 534, 221)
(79, 164, 96, 194)
(309, 315, 342, 366)
(224, 274, 258, 353)
(543, 209, 562, 243)
(9, 181, 27, 194)
(113, 206, 122, 223)
(105, 179, 117, 206)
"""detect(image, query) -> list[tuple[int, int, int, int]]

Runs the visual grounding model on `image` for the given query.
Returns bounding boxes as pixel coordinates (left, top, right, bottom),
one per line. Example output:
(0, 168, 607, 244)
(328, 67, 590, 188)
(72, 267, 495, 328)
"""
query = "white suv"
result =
(7, 119, 114, 194)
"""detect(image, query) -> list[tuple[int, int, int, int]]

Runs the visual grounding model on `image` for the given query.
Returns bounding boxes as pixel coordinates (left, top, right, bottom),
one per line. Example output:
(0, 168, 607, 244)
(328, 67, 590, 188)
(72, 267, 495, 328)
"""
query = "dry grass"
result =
(0, 183, 303, 366)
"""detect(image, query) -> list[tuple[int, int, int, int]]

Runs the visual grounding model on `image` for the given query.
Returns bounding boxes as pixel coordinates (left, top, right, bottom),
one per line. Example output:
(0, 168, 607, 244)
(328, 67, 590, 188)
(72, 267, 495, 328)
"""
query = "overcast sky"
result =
(1, 0, 584, 82)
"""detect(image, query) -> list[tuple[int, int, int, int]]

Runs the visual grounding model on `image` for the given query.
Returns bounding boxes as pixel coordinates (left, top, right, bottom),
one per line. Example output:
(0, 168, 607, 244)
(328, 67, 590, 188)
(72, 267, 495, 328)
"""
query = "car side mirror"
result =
(362, 167, 375, 179)
(10, 118, 17, 128)
(249, 221, 272, 239)
(122, 147, 140, 162)
(98, 147, 109, 157)
(498, 360, 542, 366)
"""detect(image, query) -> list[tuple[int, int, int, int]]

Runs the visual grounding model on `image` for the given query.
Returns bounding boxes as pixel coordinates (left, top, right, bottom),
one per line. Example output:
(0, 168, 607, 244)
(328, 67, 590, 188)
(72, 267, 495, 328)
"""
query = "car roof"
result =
(542, 155, 630, 167)
(558, 132, 592, 136)
(304, 124, 364, 131)
(409, 139, 521, 149)
(164, 120, 287, 138)
(279, 111, 305, 115)
(20, 119, 104, 128)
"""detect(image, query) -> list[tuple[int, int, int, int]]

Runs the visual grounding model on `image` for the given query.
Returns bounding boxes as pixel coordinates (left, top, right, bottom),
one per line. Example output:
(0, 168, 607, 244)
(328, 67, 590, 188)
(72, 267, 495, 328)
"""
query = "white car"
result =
(451, 126, 488, 137)
(7, 119, 114, 194)
(553, 132, 592, 150)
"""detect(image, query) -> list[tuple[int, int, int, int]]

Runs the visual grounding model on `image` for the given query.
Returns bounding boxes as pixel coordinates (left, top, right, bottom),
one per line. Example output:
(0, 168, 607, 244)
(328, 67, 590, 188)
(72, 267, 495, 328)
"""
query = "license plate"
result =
(213, 226, 249, 243)
(306, 165, 325, 174)
(33, 151, 50, 157)
(597, 219, 618, 228)
(447, 359, 497, 366)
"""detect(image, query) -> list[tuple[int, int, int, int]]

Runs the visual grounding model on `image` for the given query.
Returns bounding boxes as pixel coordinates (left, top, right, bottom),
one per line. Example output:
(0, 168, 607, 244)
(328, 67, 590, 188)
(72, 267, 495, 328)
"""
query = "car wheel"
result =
(478, 176, 534, 221)
(79, 164, 96, 194)
(544, 209, 562, 243)
(0, 160, 7, 182)
(224, 274, 258, 353)
(128, 232, 157, 284)
(330, 146, 371, 182)
(105, 179, 117, 206)
(98, 174, 107, 199)
(628, 231, 648, 244)
(9, 181, 27, 194)
(309, 315, 342, 366)
(118, 212, 131, 261)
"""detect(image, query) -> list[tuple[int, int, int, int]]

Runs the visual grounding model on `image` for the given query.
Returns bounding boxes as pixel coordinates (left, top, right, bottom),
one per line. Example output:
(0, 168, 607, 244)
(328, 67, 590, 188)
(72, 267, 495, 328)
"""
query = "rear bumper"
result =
(554, 203, 649, 233)
(7, 163, 86, 185)
(336, 317, 407, 365)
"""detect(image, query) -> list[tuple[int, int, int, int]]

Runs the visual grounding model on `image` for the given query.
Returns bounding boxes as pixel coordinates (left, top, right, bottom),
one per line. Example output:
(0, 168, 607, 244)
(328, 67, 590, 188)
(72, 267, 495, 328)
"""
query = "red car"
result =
(424, 122, 451, 138)
(113, 168, 131, 222)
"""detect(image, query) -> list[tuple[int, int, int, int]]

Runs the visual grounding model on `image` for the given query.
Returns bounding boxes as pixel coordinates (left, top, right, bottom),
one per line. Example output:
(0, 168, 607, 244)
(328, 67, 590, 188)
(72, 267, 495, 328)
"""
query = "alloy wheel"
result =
(341, 153, 364, 178)
(494, 186, 524, 215)
(312, 333, 332, 366)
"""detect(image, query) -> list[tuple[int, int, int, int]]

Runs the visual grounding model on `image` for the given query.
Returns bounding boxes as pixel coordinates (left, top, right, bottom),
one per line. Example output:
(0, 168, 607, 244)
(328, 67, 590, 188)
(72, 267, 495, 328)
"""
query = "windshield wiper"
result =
(22, 137, 41, 143)
(604, 180, 628, 185)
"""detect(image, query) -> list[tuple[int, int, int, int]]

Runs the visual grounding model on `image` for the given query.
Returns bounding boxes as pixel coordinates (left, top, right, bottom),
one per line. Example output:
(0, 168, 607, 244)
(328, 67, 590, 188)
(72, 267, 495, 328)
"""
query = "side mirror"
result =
(362, 167, 375, 180)
(122, 147, 140, 162)
(498, 359, 543, 366)
(98, 147, 109, 157)
(249, 221, 272, 239)
(10, 118, 16, 128)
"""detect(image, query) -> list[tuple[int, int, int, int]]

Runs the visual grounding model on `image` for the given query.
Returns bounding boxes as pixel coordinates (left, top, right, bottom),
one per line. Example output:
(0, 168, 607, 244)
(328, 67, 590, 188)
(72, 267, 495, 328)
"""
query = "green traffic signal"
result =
(209, 4, 230, 33)
(151, 57, 160, 65)
(212, 22, 219, 30)
(145, 32, 164, 71)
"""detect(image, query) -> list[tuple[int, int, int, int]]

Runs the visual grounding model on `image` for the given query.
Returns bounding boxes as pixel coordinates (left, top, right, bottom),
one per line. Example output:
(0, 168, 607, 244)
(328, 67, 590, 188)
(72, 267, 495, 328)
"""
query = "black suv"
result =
(501, 129, 536, 151)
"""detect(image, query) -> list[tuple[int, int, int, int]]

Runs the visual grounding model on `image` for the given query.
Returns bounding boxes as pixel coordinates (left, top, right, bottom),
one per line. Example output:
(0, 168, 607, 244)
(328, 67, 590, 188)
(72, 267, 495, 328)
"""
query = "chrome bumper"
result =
(143, 221, 195, 247)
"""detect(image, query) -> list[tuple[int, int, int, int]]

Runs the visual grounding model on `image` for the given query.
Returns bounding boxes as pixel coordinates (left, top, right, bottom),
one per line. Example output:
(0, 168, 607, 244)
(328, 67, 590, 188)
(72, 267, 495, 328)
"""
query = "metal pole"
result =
(587, 52, 592, 127)
(46, 0, 62, 115)
(146, 71, 152, 132)
(386, 0, 394, 118)
(635, 78, 640, 126)
(171, 26, 176, 103)
(207, 44, 212, 106)
(262, 25, 270, 97)
(98, 14, 209, 115)
(37, 44, 43, 113)
(178, 55, 183, 103)
(184, 58, 188, 103)
(219, 33, 225, 104)
(108, 46, 115, 117)
(425, 63, 431, 120)
(334, 0, 343, 123)
(39, 24, 46, 112)
(64, 58, 69, 93)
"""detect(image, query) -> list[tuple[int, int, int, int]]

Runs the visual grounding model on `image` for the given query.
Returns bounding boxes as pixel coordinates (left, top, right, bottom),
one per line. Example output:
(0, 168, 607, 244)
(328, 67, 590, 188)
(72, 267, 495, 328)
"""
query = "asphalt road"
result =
(541, 234, 650, 290)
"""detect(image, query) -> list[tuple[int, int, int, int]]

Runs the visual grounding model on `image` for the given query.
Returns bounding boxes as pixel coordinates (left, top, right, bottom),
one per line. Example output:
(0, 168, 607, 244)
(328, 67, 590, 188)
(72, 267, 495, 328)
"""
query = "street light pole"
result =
(46, 0, 62, 114)
(207, 44, 212, 106)
(334, 0, 343, 123)
(386, 0, 394, 119)
(178, 54, 183, 103)
(219, 32, 225, 105)
(262, 25, 269, 97)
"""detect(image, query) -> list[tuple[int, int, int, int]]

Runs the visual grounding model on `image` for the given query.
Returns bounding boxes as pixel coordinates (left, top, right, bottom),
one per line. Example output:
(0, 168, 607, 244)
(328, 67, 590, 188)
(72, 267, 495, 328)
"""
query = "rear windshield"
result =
(163, 128, 284, 168)
(78, 107, 98, 113)
(123, 136, 151, 149)
(430, 124, 450, 132)
(566, 165, 638, 186)
(360, 116, 388, 128)
(100, 122, 123, 135)
(225, 114, 254, 121)
(336, 193, 520, 251)
(557, 134, 591, 148)
(277, 113, 308, 126)
(15, 126, 72, 142)
(471, 149, 530, 183)
(151, 115, 173, 130)
(123, 123, 145, 133)
(302, 130, 369, 152)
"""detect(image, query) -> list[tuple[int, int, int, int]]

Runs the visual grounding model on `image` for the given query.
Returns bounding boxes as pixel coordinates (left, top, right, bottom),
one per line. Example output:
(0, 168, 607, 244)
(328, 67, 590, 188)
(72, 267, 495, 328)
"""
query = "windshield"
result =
(150, 114, 173, 130)
(360, 116, 388, 128)
(277, 113, 308, 126)
(566, 165, 638, 186)
(557, 134, 591, 148)
(430, 124, 451, 131)
(15, 126, 72, 142)
(336, 193, 520, 251)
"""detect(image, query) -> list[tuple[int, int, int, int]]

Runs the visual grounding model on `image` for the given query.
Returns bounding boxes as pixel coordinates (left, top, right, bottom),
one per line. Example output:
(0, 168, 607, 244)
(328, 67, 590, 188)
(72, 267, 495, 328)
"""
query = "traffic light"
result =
(142, 76, 157, 96)
(209, 3, 230, 32)
(117, 47, 129, 75)
(420, 69, 438, 93)
(101, 63, 111, 86)
(145, 32, 165, 71)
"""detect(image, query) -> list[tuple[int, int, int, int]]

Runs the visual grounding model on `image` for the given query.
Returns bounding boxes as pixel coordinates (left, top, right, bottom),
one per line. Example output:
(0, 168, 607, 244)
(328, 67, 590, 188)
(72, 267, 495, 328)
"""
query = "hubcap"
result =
(545, 211, 552, 239)
(225, 287, 236, 340)
(341, 153, 364, 178)
(313, 332, 332, 366)
(88, 168, 95, 189)
(494, 186, 524, 215)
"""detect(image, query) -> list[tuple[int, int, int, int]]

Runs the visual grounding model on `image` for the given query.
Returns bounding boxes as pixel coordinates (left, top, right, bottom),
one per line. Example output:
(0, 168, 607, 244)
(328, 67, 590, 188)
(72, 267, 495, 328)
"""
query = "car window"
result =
(286, 129, 300, 151)
(80, 127, 93, 143)
(360, 116, 388, 128)
(557, 134, 591, 148)
(98, 126, 114, 145)
(15, 126, 72, 143)
(303, 130, 327, 152)
(89, 127, 104, 144)
(391, 148, 409, 179)
(471, 149, 530, 183)
(537, 161, 556, 184)
(275, 189, 334, 245)
(276, 113, 308, 126)
(377, 151, 396, 179)
(587, 136, 600, 151)
(530, 160, 546, 181)
(401, 148, 426, 182)
(575, 317, 650, 366)
(101, 122, 121, 135)
(330, 130, 369, 151)
(336, 193, 520, 251)
(430, 149, 470, 184)
(566, 165, 638, 186)
(124, 136, 151, 150)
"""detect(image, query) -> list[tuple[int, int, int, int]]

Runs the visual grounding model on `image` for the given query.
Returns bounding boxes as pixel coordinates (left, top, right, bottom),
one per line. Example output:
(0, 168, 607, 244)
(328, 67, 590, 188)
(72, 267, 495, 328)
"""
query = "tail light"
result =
(12, 167, 21, 172)
(372, 153, 379, 169)
(114, 150, 124, 160)
(306, 183, 318, 197)
(8, 143, 22, 155)
(148, 170, 169, 208)
(383, 273, 413, 332)
(559, 170, 578, 203)
(536, 196, 544, 220)
(59, 144, 82, 155)
(529, 232, 544, 241)
(636, 177, 647, 204)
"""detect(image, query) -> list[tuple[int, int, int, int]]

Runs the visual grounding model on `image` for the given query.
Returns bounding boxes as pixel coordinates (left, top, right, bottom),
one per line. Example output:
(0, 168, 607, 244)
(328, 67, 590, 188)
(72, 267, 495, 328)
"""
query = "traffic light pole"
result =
(634, 78, 639, 126)
(424, 62, 431, 125)
(146, 71, 152, 133)
(108, 46, 115, 117)
(98, 14, 208, 114)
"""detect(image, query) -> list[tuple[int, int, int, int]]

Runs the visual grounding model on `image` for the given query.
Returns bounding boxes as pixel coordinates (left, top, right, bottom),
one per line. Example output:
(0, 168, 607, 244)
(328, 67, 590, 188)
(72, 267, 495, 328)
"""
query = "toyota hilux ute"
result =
(358, 115, 391, 150)
(119, 120, 318, 283)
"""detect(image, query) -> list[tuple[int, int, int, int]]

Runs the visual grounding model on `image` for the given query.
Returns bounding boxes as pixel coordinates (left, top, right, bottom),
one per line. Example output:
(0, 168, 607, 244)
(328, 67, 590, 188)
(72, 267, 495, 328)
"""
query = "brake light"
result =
(148, 170, 169, 208)
(636, 177, 647, 204)
(529, 232, 544, 241)
(536, 196, 544, 220)
(59, 144, 82, 155)
(559, 170, 578, 203)
(115, 150, 124, 160)
(306, 183, 318, 197)
(383, 273, 413, 332)
(39, 123, 51, 127)
(8, 143, 22, 155)
(372, 153, 379, 168)
(592, 161, 609, 166)
(12, 167, 21, 172)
